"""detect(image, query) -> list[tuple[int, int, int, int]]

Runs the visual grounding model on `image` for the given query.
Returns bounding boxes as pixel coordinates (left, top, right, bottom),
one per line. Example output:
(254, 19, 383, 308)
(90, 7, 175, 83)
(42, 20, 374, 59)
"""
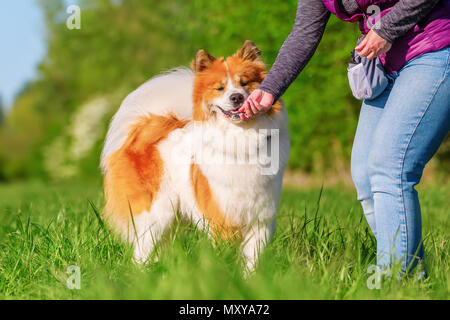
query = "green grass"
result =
(0, 180, 448, 300)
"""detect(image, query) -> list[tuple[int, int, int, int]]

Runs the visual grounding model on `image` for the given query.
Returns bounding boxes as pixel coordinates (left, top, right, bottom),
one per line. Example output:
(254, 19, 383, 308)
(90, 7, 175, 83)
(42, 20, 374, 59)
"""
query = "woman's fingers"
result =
(366, 51, 376, 60)
(239, 89, 274, 121)
(239, 96, 252, 120)
(355, 37, 367, 52)
(249, 99, 259, 114)
(356, 31, 373, 57)
(245, 103, 254, 118)
(239, 90, 260, 113)
(356, 30, 391, 59)
(357, 44, 371, 57)
(240, 98, 260, 121)
(240, 99, 250, 113)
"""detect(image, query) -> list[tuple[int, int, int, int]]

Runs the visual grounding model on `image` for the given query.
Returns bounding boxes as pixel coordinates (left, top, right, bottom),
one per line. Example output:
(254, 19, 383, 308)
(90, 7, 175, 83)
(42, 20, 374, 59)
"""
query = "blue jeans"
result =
(351, 47, 450, 274)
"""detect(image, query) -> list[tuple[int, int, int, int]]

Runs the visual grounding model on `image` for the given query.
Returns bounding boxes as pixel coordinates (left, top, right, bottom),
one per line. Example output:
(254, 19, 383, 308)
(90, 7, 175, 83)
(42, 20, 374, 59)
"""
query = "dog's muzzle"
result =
(216, 106, 243, 121)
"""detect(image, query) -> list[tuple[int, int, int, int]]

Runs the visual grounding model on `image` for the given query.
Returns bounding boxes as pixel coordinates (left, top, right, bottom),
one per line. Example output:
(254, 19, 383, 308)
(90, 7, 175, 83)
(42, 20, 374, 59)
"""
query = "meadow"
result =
(0, 180, 448, 300)
(1, 0, 449, 301)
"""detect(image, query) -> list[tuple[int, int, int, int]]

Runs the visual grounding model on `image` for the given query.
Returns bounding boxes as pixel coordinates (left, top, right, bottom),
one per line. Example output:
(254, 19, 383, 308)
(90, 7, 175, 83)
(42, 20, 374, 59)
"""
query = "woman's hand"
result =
(355, 30, 392, 60)
(239, 89, 274, 120)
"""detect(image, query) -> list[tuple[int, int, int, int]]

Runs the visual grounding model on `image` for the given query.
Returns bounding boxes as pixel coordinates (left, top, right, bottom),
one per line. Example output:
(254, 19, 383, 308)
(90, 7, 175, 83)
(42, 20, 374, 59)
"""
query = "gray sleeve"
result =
(258, 0, 330, 101)
(375, 0, 442, 43)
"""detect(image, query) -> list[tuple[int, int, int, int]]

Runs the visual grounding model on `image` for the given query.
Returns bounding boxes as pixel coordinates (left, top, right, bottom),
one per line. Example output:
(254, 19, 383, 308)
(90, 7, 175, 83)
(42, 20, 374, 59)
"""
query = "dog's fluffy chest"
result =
(158, 123, 282, 225)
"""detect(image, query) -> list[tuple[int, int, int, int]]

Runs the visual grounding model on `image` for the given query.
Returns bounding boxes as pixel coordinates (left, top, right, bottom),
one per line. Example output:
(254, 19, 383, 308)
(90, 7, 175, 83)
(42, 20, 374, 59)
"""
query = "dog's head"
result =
(191, 40, 268, 123)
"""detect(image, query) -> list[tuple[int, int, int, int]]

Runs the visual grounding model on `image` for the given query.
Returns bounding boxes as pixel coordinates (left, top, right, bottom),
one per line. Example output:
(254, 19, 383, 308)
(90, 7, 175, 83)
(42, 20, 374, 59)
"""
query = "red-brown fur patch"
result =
(104, 114, 188, 222)
(190, 163, 240, 240)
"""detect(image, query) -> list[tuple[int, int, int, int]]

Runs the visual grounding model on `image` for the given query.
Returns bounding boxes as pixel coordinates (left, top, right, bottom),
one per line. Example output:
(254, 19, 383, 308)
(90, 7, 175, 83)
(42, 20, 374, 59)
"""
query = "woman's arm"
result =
(258, 0, 330, 102)
(259, 0, 441, 98)
(375, 0, 441, 43)
(240, 0, 330, 120)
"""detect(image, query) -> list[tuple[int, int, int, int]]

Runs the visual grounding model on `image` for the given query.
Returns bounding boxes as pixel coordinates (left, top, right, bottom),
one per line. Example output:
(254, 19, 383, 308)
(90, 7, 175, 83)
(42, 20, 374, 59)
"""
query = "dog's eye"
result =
(240, 80, 248, 87)
(217, 86, 225, 91)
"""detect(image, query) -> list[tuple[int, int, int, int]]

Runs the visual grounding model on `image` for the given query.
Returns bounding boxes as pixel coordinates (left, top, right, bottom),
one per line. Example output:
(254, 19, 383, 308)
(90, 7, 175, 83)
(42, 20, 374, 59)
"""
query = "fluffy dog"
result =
(101, 41, 290, 271)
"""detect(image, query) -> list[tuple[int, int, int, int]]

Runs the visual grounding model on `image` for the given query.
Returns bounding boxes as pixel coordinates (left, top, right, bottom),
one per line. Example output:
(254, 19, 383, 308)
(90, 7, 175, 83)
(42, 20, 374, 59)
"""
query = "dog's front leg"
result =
(241, 220, 275, 275)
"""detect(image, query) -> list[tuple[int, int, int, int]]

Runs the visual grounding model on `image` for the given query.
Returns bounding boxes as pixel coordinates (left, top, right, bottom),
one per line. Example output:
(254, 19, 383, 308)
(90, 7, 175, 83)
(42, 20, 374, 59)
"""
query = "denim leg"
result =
(351, 84, 392, 237)
(367, 48, 450, 273)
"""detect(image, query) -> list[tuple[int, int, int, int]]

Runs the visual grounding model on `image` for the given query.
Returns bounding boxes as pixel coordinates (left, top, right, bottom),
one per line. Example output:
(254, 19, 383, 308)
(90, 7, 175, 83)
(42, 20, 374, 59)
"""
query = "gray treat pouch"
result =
(347, 37, 389, 100)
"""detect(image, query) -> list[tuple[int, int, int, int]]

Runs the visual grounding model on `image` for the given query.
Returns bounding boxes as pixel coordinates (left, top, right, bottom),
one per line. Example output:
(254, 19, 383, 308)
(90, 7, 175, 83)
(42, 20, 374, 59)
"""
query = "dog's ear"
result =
(236, 40, 262, 62)
(191, 49, 216, 73)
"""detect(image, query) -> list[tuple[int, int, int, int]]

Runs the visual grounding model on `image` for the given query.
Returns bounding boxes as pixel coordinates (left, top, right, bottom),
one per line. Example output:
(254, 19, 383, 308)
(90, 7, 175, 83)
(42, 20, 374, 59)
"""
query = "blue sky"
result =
(0, 1, 46, 109)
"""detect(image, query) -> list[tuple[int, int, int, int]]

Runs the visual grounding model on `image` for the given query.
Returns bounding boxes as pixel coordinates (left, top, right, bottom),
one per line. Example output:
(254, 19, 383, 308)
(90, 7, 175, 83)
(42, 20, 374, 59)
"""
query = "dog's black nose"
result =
(230, 93, 244, 106)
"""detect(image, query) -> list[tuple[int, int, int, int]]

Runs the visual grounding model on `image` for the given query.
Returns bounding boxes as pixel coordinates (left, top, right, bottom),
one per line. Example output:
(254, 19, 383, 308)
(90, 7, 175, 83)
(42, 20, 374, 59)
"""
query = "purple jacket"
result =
(321, 0, 450, 73)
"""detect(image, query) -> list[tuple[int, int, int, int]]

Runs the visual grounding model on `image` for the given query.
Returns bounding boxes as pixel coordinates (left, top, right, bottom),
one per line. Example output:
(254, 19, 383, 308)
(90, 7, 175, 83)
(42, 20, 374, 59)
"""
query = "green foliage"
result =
(0, 181, 448, 299)
(0, 96, 4, 126)
(0, 0, 447, 181)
